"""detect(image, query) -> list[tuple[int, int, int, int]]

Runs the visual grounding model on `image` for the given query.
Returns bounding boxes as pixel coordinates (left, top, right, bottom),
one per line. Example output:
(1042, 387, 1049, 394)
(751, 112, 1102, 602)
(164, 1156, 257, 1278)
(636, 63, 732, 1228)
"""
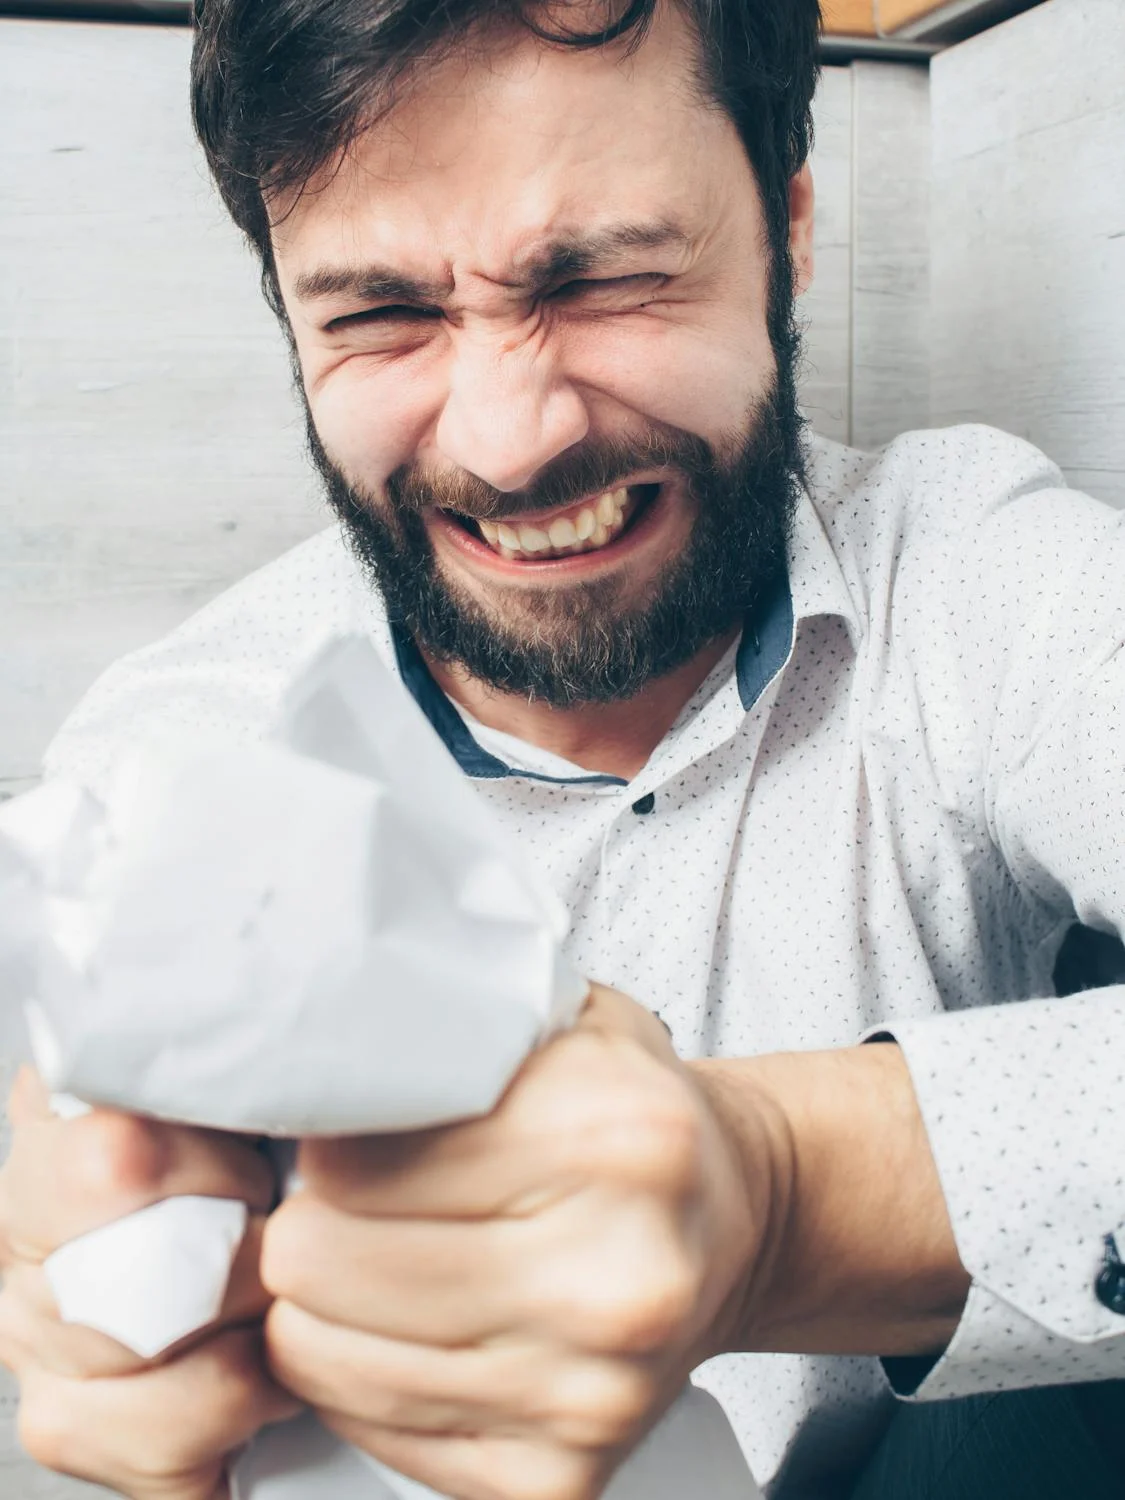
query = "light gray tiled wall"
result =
(929, 0, 1125, 507)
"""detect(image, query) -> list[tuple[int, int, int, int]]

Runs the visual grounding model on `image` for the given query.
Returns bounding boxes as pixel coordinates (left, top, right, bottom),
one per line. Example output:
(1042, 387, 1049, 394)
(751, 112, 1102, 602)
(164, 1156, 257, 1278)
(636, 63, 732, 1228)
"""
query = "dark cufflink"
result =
(1095, 1233, 1125, 1315)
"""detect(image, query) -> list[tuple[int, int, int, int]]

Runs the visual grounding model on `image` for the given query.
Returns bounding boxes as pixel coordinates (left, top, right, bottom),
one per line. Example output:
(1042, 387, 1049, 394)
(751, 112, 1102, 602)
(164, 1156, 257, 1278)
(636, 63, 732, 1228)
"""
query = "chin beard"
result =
(305, 375, 805, 708)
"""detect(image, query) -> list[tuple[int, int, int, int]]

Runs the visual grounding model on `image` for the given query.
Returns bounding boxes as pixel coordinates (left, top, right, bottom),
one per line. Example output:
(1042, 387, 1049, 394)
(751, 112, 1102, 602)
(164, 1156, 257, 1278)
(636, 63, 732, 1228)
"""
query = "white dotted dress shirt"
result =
(44, 425, 1125, 1497)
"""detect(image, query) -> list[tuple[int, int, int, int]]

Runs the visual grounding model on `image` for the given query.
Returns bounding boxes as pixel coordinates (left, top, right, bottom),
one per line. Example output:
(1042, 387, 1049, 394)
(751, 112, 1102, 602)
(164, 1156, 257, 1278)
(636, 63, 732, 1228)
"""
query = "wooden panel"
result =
(929, 0, 1125, 507)
(878, 0, 1045, 35)
(0, 18, 323, 788)
(849, 61, 932, 449)
(822, 0, 877, 33)
(879, 0, 971, 24)
(801, 65, 854, 445)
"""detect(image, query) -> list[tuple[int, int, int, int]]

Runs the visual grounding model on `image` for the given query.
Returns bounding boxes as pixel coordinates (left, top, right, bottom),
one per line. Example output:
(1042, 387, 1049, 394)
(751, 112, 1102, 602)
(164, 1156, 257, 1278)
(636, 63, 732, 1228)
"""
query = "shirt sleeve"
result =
(870, 459, 1125, 1399)
(871, 994, 1125, 1399)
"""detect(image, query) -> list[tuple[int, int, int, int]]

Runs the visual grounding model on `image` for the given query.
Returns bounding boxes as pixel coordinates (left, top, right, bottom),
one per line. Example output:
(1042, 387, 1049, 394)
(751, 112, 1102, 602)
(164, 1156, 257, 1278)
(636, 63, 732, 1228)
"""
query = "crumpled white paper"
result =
(45, 1195, 249, 1359)
(2, 635, 586, 1134)
(0, 632, 760, 1500)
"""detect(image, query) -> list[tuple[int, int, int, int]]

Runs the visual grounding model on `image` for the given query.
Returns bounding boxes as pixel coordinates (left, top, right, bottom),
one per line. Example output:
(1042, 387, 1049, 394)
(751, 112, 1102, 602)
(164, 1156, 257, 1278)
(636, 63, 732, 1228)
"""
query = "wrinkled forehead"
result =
(267, 3, 743, 284)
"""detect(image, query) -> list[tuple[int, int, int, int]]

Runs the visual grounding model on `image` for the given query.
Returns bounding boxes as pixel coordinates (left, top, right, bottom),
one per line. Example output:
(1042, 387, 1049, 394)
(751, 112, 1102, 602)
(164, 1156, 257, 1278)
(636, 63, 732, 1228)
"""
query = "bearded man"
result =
(2, 2, 1124, 1498)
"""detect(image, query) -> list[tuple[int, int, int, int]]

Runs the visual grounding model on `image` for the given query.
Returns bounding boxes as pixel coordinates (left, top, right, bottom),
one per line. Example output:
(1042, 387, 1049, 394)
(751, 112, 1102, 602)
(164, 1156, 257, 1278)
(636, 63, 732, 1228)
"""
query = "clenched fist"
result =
(0, 1069, 301, 1500)
(261, 985, 780, 1500)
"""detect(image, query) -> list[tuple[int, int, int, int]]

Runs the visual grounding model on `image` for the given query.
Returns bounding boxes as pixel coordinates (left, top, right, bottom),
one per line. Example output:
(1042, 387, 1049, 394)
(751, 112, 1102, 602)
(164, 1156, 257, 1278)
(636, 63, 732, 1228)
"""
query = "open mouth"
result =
(443, 483, 660, 562)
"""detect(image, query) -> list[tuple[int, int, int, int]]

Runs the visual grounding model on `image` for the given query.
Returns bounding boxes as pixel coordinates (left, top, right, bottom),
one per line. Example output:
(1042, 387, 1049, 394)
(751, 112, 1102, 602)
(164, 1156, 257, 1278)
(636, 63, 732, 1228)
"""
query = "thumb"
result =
(574, 982, 679, 1060)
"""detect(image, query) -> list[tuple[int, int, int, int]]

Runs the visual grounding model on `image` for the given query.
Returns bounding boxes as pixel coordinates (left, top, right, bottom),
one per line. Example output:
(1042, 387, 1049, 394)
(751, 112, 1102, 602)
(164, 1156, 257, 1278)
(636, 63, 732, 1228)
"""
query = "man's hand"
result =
(261, 985, 784, 1500)
(0, 1068, 301, 1500)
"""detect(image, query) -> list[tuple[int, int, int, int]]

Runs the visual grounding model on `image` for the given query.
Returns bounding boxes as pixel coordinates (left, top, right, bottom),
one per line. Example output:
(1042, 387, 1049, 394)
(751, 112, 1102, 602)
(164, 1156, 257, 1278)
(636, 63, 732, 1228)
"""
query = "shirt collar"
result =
(787, 484, 862, 643)
(733, 486, 859, 710)
(387, 487, 857, 782)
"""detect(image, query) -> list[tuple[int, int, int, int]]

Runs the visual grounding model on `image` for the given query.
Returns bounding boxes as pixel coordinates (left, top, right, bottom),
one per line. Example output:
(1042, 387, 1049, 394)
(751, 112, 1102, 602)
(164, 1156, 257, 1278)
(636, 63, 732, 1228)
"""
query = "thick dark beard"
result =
(306, 376, 805, 708)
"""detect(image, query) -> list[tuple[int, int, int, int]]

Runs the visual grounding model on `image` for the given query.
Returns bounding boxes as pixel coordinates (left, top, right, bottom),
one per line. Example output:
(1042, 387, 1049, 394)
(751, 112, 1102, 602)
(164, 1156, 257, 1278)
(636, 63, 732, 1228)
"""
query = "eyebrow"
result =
(291, 219, 692, 306)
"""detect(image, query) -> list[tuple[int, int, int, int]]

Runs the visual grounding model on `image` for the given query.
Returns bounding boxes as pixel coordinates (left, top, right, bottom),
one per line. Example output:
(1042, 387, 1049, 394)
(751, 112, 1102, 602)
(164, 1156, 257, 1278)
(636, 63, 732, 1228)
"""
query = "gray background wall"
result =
(928, 0, 1125, 505)
(1, 0, 1123, 1493)
(0, 18, 322, 799)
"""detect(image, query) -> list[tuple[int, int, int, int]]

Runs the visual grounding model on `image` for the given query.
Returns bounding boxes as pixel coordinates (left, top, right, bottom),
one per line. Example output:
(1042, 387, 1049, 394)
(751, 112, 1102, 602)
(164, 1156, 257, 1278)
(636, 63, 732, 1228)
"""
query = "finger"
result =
(7, 1065, 53, 1127)
(267, 1300, 660, 1450)
(576, 983, 680, 1059)
(0, 1214, 271, 1379)
(267, 1301, 503, 1434)
(263, 1195, 528, 1344)
(322, 1414, 611, 1500)
(16, 1327, 301, 1498)
(1, 1108, 275, 1261)
(299, 1006, 681, 1221)
(296, 1092, 588, 1221)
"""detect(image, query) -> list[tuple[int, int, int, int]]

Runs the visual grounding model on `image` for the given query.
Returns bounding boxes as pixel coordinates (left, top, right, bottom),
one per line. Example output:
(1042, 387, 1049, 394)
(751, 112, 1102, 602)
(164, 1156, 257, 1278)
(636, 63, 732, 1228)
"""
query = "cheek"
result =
(570, 315, 772, 442)
(305, 358, 435, 490)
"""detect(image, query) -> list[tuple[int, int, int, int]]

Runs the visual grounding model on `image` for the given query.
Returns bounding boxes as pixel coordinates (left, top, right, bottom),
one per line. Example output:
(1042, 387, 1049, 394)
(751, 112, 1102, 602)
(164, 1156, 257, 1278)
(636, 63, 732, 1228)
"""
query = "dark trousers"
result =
(848, 1381, 1125, 1500)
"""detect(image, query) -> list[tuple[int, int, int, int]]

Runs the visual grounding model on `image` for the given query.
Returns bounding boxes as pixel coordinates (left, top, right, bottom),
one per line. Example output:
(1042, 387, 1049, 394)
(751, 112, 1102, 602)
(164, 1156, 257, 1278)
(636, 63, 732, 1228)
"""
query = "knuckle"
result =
(545, 1364, 654, 1447)
(624, 1105, 703, 1192)
(16, 1338, 267, 1492)
(7, 1066, 49, 1127)
(259, 1197, 316, 1300)
(132, 1435, 211, 1482)
(262, 1296, 311, 1389)
(17, 1384, 73, 1473)
(140, 1335, 269, 1476)
(0, 1281, 40, 1376)
(362, 1385, 431, 1429)
(69, 1111, 168, 1208)
(596, 1263, 698, 1354)
(585, 1367, 653, 1443)
(574, 1090, 703, 1197)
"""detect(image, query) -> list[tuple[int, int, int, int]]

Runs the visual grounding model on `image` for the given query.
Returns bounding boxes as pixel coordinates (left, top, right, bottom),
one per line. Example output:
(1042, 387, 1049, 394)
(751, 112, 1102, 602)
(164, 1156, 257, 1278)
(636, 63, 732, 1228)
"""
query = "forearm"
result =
(692, 1043, 970, 1359)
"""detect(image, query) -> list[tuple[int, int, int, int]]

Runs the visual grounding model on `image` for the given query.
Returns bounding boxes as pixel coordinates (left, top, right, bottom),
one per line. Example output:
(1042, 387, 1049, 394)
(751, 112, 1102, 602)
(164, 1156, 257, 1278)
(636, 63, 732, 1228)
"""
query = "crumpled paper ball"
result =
(0, 634, 586, 1136)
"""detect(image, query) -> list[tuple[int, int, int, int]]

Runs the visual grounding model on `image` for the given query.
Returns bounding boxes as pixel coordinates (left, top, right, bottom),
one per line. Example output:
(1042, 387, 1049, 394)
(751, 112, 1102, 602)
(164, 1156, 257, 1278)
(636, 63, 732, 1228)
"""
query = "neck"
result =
(423, 632, 740, 781)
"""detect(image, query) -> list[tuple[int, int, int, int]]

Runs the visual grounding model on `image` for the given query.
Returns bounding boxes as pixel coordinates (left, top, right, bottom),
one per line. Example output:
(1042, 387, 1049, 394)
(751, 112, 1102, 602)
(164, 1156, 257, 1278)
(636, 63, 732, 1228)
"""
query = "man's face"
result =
(270, 3, 812, 703)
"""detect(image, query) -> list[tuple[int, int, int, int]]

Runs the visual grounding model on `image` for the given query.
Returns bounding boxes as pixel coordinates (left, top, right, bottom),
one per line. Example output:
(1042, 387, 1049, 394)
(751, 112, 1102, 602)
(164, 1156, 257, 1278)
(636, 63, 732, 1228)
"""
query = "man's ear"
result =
(789, 165, 815, 296)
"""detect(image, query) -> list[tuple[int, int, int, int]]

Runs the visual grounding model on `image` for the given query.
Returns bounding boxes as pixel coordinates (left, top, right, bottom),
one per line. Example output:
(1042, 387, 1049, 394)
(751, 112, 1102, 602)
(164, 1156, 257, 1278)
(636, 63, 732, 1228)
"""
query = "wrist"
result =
(688, 1056, 796, 1361)
(691, 1046, 970, 1359)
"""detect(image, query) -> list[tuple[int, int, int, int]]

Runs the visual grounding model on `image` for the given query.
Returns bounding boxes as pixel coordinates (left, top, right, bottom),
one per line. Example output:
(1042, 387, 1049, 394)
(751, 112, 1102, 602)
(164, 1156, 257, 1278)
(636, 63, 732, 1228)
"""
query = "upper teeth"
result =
(478, 488, 631, 560)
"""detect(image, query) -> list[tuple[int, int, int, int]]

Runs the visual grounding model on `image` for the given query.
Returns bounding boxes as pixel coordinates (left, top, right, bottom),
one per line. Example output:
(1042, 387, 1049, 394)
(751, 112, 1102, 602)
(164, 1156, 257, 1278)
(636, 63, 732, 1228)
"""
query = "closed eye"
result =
(548, 274, 667, 306)
(325, 304, 443, 333)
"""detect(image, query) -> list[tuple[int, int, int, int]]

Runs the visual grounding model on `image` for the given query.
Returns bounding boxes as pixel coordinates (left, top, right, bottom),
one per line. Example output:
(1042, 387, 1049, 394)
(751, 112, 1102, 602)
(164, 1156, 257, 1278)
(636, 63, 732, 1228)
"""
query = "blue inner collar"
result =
(390, 567, 794, 783)
(734, 566, 795, 712)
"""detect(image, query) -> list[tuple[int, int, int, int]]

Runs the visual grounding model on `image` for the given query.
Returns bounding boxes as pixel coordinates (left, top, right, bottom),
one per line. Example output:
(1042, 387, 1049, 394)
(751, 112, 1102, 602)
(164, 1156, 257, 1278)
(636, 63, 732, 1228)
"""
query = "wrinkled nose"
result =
(435, 335, 589, 493)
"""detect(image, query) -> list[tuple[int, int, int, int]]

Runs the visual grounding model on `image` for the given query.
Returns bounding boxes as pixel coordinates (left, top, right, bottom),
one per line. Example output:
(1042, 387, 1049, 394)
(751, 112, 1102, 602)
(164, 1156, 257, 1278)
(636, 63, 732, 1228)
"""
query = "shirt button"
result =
(631, 792, 656, 815)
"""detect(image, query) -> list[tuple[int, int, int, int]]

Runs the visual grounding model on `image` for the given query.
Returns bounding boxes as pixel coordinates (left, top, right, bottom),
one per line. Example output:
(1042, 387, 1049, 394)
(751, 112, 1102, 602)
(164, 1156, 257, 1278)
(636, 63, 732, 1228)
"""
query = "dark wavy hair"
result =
(191, 0, 822, 344)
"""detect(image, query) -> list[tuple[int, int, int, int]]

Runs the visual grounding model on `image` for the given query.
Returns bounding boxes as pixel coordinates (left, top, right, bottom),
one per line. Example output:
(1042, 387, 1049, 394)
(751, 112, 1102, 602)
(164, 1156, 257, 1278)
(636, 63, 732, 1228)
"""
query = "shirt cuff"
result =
(865, 991, 1125, 1399)
(885, 1281, 1125, 1400)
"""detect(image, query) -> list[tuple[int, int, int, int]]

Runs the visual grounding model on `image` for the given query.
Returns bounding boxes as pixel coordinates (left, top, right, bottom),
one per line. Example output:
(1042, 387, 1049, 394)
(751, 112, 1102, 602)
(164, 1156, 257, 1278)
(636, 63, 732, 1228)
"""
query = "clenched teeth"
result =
(478, 488, 632, 561)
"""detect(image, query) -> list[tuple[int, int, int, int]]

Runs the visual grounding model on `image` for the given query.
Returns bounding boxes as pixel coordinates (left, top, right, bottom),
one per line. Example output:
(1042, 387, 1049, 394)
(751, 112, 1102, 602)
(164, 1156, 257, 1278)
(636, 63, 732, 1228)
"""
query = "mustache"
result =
(386, 428, 715, 522)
